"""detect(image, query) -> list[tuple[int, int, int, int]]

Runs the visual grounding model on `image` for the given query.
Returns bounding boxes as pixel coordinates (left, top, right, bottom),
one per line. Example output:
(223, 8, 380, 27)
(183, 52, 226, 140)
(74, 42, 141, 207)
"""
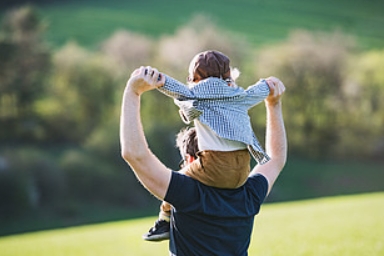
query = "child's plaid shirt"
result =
(158, 75, 271, 165)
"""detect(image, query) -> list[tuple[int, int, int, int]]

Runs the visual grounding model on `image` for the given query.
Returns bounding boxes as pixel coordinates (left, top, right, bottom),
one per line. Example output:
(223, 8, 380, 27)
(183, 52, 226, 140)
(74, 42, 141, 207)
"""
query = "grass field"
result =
(36, 0, 384, 49)
(1, 192, 383, 256)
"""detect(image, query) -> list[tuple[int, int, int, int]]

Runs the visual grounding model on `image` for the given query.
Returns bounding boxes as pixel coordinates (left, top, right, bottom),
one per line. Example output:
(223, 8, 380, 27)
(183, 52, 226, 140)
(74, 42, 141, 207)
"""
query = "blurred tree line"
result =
(1, 0, 64, 9)
(0, 6, 383, 231)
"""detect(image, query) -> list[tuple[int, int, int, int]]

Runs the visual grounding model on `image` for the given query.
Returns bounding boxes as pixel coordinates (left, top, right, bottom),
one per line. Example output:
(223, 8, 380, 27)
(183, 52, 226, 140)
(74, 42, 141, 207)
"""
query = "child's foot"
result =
(142, 219, 170, 242)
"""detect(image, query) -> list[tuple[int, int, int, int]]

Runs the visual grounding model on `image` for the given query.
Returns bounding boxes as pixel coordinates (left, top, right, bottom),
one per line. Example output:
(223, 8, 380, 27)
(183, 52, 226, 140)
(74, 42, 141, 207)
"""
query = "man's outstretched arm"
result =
(251, 77, 287, 195)
(120, 66, 171, 200)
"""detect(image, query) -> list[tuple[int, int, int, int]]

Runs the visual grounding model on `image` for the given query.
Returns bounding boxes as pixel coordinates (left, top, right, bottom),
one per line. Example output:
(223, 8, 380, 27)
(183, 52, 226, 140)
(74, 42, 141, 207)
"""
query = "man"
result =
(120, 66, 287, 255)
(144, 50, 272, 241)
(143, 126, 199, 242)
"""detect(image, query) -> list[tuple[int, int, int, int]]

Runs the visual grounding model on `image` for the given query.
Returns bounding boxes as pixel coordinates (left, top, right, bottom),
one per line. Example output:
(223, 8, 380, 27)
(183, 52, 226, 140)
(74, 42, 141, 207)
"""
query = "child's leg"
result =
(143, 201, 172, 241)
(159, 201, 172, 222)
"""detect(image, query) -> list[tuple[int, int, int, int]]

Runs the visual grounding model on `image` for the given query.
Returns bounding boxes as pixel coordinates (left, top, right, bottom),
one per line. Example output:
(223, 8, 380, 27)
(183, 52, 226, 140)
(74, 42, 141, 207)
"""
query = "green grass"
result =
(35, 0, 384, 49)
(1, 192, 383, 256)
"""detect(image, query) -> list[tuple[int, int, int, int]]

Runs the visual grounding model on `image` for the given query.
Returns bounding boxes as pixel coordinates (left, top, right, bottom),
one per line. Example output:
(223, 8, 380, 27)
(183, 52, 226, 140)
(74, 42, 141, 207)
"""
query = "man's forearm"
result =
(265, 101, 287, 171)
(120, 88, 149, 161)
(119, 71, 172, 200)
(252, 78, 286, 194)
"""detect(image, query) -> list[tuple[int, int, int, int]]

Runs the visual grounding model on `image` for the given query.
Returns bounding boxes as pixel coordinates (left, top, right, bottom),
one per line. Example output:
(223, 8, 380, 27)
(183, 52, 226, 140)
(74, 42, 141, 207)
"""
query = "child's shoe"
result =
(142, 219, 170, 242)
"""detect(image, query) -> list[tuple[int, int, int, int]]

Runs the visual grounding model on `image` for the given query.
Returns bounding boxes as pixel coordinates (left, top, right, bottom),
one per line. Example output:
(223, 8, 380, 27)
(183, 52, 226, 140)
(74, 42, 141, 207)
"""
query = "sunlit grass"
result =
(0, 218, 167, 256)
(1, 192, 383, 256)
(249, 192, 384, 255)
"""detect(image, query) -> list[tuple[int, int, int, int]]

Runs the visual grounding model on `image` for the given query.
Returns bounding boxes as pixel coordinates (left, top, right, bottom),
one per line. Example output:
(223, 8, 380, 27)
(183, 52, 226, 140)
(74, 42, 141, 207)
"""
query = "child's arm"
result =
(244, 79, 271, 107)
(157, 75, 195, 100)
(157, 74, 201, 124)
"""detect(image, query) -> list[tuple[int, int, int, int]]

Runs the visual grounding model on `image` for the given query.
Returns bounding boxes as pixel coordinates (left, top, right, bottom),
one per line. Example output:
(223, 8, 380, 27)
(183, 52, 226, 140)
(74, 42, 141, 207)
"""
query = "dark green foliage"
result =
(0, 148, 65, 217)
(0, 6, 51, 142)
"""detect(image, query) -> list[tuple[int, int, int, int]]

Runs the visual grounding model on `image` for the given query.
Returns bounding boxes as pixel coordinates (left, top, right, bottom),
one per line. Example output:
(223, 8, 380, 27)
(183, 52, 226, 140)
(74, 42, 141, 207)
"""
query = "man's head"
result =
(188, 50, 231, 83)
(176, 127, 198, 167)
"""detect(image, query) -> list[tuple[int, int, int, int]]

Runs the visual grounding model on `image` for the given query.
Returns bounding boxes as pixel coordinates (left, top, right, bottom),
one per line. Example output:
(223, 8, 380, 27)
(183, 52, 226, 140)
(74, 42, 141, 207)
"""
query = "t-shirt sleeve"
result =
(165, 172, 269, 212)
(164, 172, 200, 209)
(248, 174, 269, 203)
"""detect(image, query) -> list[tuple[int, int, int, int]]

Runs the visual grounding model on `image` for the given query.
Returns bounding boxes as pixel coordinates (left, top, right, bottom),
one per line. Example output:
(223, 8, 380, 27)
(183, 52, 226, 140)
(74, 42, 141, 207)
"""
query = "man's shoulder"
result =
(247, 173, 269, 188)
(244, 173, 269, 201)
(166, 172, 269, 213)
(164, 172, 200, 206)
(248, 173, 268, 183)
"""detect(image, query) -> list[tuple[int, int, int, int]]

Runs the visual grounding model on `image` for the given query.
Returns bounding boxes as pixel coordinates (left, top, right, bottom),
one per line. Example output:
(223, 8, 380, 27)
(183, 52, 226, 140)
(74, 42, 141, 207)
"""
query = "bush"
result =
(156, 14, 251, 82)
(36, 42, 117, 143)
(0, 147, 65, 217)
(339, 49, 384, 159)
(253, 30, 355, 159)
(0, 6, 51, 143)
(59, 148, 155, 207)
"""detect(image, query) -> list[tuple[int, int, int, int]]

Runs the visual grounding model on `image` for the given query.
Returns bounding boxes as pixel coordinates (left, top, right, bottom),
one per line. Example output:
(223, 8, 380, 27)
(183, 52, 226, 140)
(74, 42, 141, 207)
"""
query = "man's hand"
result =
(265, 77, 285, 106)
(126, 66, 165, 96)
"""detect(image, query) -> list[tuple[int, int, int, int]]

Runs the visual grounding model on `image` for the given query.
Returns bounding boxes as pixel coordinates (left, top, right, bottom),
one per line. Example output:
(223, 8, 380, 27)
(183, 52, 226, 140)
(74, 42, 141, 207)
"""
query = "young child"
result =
(143, 50, 271, 241)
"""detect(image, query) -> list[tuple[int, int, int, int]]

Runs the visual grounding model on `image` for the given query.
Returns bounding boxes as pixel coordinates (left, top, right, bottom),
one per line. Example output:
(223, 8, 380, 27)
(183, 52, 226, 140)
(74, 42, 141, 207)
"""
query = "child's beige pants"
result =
(161, 149, 250, 213)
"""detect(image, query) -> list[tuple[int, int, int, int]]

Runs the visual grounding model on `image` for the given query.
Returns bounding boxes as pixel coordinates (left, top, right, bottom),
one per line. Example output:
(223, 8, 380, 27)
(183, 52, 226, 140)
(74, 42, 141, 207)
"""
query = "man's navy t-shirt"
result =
(164, 171, 268, 256)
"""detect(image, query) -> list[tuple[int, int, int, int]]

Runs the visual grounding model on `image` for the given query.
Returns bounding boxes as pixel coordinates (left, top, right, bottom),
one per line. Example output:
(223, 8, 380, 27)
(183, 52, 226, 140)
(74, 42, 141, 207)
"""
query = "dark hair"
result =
(189, 50, 231, 82)
(176, 127, 198, 158)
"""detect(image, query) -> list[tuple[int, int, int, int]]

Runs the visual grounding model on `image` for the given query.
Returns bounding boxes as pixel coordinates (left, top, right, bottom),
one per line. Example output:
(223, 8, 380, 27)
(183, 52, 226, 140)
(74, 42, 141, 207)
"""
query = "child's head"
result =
(188, 50, 231, 83)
